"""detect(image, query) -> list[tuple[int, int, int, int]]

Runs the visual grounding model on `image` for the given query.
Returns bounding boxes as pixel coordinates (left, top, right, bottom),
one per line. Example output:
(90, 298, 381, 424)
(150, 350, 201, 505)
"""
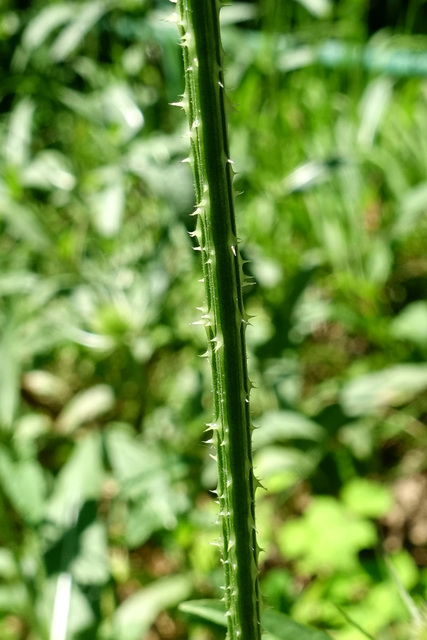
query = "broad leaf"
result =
(111, 575, 192, 640)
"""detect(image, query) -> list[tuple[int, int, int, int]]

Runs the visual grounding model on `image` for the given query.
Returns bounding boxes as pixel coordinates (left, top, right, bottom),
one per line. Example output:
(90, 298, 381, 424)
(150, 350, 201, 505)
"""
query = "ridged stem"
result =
(174, 2, 261, 639)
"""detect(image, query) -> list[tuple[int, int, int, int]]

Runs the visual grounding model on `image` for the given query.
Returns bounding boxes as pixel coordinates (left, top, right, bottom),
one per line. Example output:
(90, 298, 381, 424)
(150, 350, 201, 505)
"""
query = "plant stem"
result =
(174, 2, 261, 639)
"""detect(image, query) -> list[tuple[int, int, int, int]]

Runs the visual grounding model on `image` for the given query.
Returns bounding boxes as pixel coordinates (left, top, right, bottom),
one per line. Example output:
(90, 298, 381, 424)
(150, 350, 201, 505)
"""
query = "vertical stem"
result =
(174, 2, 261, 639)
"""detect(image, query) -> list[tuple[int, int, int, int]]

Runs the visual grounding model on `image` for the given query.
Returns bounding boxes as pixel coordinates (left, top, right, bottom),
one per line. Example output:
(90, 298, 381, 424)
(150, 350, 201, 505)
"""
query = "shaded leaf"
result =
(179, 600, 333, 639)
(263, 609, 333, 640)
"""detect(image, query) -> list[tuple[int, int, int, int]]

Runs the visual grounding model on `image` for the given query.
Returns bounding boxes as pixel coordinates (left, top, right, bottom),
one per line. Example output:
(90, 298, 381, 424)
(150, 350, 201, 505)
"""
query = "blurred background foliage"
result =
(1, 0, 427, 639)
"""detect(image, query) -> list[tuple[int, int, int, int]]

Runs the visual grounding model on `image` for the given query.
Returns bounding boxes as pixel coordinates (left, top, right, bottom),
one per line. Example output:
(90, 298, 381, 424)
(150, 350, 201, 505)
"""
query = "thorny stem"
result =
(173, 2, 262, 639)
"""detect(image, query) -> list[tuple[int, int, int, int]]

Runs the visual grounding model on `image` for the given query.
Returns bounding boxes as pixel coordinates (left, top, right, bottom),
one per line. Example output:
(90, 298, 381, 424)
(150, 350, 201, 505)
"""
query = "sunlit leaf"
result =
(111, 575, 192, 640)
(102, 84, 144, 141)
(56, 385, 115, 434)
(0, 325, 20, 430)
(341, 478, 394, 518)
(394, 181, 427, 237)
(293, 0, 332, 19)
(47, 432, 104, 527)
(21, 370, 71, 409)
(0, 584, 28, 614)
(50, 0, 109, 61)
(253, 411, 325, 449)
(21, 4, 76, 52)
(5, 98, 34, 167)
(89, 167, 125, 237)
(38, 577, 95, 639)
(390, 301, 427, 347)
(341, 364, 427, 416)
(0, 196, 51, 249)
(179, 599, 226, 627)
(22, 150, 76, 191)
(105, 425, 189, 546)
(358, 77, 394, 149)
(70, 521, 109, 585)
(0, 447, 47, 524)
(278, 497, 377, 573)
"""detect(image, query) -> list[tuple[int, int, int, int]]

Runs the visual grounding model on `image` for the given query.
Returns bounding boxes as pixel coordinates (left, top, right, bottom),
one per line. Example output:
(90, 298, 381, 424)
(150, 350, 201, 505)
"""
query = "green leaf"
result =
(341, 478, 394, 518)
(0, 325, 20, 429)
(5, 98, 34, 167)
(395, 181, 427, 238)
(254, 446, 321, 491)
(0, 584, 28, 614)
(253, 411, 325, 449)
(390, 301, 427, 347)
(89, 166, 126, 237)
(179, 599, 227, 627)
(0, 447, 46, 524)
(56, 385, 115, 434)
(357, 77, 394, 149)
(111, 575, 192, 640)
(101, 84, 144, 142)
(220, 3, 257, 25)
(178, 600, 333, 640)
(263, 609, 333, 640)
(293, 0, 332, 18)
(278, 497, 377, 573)
(38, 577, 95, 638)
(340, 364, 427, 416)
(50, 0, 109, 61)
(21, 370, 71, 410)
(21, 4, 76, 52)
(0, 549, 18, 580)
(22, 150, 76, 191)
(47, 432, 103, 527)
(105, 426, 188, 546)
(70, 521, 109, 585)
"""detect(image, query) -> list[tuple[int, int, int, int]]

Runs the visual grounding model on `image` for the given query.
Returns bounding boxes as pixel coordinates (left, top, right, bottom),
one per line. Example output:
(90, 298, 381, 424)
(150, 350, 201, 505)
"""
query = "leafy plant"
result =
(1, 1, 427, 639)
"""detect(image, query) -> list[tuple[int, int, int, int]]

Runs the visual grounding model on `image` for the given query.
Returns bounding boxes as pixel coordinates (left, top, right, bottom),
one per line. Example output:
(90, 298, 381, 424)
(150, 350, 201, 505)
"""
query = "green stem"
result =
(174, 2, 261, 639)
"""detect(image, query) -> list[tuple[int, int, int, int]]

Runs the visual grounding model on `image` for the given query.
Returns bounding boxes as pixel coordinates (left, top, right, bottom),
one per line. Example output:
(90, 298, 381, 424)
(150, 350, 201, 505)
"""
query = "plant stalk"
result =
(174, 2, 262, 639)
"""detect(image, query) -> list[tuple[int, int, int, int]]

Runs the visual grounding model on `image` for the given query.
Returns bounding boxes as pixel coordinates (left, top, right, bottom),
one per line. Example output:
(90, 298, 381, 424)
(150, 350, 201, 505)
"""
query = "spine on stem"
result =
(172, 2, 261, 639)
